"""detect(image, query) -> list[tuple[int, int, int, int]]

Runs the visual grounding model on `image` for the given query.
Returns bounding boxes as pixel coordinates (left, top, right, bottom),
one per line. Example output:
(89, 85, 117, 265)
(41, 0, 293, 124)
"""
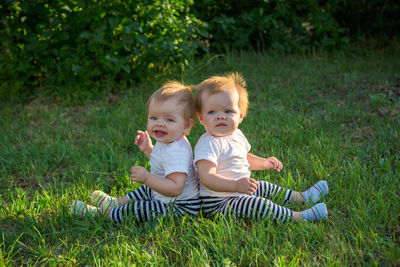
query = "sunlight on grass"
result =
(1, 49, 399, 265)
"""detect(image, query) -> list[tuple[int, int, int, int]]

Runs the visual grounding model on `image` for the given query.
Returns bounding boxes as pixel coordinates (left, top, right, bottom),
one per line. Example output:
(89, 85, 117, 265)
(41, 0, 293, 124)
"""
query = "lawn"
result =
(1, 47, 399, 265)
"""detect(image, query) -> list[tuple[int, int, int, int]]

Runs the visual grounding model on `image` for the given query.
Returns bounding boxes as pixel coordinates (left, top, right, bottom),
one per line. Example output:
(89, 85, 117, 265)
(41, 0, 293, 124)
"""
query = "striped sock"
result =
(71, 200, 99, 218)
(303, 180, 328, 205)
(301, 203, 328, 222)
(90, 190, 119, 212)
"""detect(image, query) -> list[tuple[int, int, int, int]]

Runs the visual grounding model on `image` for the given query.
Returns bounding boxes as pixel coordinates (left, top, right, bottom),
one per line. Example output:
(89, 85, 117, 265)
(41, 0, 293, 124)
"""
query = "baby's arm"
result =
(196, 160, 258, 195)
(247, 153, 283, 172)
(130, 166, 185, 197)
(135, 130, 153, 159)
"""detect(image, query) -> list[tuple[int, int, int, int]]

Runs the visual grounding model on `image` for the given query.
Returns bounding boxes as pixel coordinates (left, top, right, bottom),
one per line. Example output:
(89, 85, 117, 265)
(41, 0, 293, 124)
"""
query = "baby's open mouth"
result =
(153, 130, 167, 137)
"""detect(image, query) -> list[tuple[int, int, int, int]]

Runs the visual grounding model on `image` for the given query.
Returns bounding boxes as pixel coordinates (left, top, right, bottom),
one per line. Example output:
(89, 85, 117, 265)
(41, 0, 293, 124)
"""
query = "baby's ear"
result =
(239, 113, 244, 123)
(185, 118, 194, 131)
(197, 112, 204, 124)
(189, 118, 195, 128)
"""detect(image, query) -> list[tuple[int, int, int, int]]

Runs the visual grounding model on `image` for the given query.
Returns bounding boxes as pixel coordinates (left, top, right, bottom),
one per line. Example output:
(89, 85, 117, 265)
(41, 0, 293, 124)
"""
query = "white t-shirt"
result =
(194, 129, 251, 197)
(149, 136, 199, 203)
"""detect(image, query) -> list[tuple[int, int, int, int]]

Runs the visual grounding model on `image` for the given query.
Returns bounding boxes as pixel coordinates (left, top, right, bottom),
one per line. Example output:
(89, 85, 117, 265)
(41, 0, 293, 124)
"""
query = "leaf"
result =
(105, 55, 119, 63)
(137, 35, 147, 44)
(72, 65, 82, 73)
(108, 17, 118, 29)
(121, 65, 130, 73)
(61, 5, 72, 12)
(80, 32, 90, 39)
(94, 33, 104, 43)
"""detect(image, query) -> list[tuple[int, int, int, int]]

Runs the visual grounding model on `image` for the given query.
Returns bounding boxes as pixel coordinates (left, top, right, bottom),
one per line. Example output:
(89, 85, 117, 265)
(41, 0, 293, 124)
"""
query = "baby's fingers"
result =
(136, 130, 148, 144)
(249, 178, 257, 185)
(134, 135, 141, 145)
(270, 158, 282, 172)
(249, 185, 257, 195)
(251, 182, 258, 191)
(247, 178, 258, 194)
(137, 130, 147, 138)
(277, 161, 283, 171)
(143, 130, 150, 139)
(273, 159, 283, 172)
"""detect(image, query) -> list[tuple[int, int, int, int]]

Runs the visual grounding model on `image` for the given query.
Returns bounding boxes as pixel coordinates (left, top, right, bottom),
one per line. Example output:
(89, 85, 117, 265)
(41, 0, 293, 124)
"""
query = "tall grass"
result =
(1, 47, 399, 265)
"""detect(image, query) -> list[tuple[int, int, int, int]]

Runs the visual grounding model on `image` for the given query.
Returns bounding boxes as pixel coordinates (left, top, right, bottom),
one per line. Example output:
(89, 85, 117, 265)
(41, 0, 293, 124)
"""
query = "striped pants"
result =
(201, 181, 293, 222)
(110, 185, 201, 223)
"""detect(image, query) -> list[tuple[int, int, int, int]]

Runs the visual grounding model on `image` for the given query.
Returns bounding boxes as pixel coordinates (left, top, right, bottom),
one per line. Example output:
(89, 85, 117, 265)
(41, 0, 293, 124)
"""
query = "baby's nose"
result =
(216, 113, 226, 119)
(156, 120, 165, 126)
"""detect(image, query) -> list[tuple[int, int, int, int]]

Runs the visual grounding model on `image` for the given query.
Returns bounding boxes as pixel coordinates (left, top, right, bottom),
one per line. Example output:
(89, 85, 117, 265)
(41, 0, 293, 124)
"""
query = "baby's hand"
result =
(265, 157, 283, 172)
(135, 130, 152, 152)
(130, 166, 150, 184)
(236, 178, 258, 195)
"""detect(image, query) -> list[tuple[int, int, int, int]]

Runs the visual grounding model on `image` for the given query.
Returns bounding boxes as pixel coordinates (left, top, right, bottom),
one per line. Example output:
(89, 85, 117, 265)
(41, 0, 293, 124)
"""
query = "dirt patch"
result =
(2, 172, 63, 191)
(318, 76, 400, 104)
(107, 93, 121, 105)
(351, 125, 376, 141)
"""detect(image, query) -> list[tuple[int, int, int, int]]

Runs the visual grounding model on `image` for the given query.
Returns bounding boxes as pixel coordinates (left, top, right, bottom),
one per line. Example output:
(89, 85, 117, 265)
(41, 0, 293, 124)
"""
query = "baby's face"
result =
(147, 97, 191, 143)
(198, 89, 243, 137)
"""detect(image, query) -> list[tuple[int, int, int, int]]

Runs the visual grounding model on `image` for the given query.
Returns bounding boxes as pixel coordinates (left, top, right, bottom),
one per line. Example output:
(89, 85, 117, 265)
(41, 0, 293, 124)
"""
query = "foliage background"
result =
(1, 0, 399, 103)
(193, 0, 400, 52)
(0, 0, 201, 102)
(1, 0, 400, 265)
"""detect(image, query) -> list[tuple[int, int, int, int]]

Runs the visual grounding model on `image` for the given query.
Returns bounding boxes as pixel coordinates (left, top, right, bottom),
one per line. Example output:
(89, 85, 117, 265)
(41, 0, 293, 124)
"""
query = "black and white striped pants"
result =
(200, 181, 293, 222)
(110, 185, 201, 223)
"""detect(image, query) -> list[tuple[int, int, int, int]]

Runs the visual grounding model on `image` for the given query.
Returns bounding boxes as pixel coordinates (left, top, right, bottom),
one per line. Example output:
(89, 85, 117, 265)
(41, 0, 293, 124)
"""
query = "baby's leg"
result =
(293, 203, 328, 222)
(200, 196, 230, 215)
(253, 181, 293, 205)
(109, 199, 168, 223)
(291, 180, 329, 205)
(302, 181, 329, 205)
(71, 200, 100, 218)
(91, 185, 152, 212)
(218, 195, 293, 222)
(214, 195, 327, 222)
(110, 196, 201, 222)
(254, 180, 329, 205)
(173, 198, 202, 216)
(125, 185, 153, 201)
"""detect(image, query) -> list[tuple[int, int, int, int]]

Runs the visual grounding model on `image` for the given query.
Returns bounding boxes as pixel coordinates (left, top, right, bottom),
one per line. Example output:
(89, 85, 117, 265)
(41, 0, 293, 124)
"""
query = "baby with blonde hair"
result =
(72, 81, 200, 222)
(194, 72, 328, 222)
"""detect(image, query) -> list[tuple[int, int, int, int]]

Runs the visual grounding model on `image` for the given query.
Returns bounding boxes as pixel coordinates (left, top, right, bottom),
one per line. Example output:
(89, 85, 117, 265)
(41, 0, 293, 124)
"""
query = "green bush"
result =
(193, 0, 400, 53)
(330, 0, 400, 42)
(0, 0, 201, 101)
(193, 0, 349, 53)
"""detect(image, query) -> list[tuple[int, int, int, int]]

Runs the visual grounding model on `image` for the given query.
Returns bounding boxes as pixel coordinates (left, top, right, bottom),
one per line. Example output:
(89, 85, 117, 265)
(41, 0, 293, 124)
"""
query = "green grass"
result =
(1, 46, 400, 265)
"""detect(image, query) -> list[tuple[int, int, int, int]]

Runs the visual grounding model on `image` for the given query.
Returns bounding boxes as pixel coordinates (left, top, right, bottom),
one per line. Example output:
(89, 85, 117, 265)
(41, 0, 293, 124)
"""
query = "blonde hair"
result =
(147, 81, 195, 121)
(195, 72, 249, 117)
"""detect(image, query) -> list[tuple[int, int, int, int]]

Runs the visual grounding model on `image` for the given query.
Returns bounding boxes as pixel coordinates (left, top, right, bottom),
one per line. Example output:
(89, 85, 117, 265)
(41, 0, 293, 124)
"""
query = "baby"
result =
(194, 72, 328, 222)
(72, 81, 200, 222)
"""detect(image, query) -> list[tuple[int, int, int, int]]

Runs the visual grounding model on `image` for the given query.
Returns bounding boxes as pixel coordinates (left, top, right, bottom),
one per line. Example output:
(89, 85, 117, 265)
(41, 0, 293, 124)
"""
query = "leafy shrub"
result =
(330, 0, 400, 42)
(0, 0, 201, 101)
(192, 0, 353, 53)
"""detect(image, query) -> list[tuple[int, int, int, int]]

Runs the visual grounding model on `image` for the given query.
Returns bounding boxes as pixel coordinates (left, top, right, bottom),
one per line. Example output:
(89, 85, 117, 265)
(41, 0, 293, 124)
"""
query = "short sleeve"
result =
(163, 142, 190, 176)
(236, 129, 251, 152)
(194, 135, 219, 166)
(245, 136, 251, 152)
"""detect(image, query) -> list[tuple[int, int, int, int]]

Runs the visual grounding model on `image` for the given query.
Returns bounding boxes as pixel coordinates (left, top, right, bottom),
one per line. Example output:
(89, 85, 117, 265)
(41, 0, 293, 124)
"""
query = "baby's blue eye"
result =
(150, 117, 157, 120)
(208, 111, 216, 114)
(225, 110, 233, 114)
(167, 118, 175, 122)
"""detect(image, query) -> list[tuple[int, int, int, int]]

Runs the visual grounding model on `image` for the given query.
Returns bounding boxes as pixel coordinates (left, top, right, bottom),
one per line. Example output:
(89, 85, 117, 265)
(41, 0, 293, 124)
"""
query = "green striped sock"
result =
(90, 190, 119, 212)
(71, 200, 99, 218)
(303, 180, 329, 205)
(301, 203, 328, 222)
